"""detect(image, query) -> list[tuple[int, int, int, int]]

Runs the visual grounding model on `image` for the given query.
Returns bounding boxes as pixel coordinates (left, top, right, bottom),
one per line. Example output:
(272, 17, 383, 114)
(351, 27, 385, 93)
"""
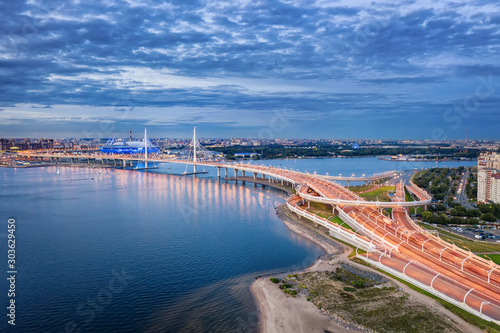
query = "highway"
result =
(455, 170, 476, 209)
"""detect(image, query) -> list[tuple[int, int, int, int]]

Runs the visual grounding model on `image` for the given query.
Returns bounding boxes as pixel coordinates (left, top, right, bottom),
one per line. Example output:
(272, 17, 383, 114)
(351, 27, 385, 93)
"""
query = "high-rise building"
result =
(477, 152, 500, 203)
(492, 174, 500, 204)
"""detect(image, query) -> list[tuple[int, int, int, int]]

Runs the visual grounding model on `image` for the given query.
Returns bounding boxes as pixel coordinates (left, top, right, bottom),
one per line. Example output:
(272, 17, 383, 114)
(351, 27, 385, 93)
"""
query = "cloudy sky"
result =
(0, 0, 499, 139)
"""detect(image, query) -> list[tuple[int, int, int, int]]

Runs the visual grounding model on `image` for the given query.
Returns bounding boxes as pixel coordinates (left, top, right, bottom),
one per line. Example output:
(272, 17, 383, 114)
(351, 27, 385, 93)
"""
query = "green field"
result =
(479, 254, 500, 265)
(358, 186, 396, 202)
(350, 184, 375, 192)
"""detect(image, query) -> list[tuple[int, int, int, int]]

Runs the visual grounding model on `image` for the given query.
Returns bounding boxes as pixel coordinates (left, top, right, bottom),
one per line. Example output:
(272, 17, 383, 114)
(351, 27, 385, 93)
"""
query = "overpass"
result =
(19, 151, 430, 208)
(320, 170, 400, 184)
(15, 128, 500, 323)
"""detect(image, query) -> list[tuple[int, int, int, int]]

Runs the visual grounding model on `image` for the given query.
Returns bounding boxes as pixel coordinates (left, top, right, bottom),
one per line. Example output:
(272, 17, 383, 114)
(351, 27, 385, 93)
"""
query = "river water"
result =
(0, 157, 475, 332)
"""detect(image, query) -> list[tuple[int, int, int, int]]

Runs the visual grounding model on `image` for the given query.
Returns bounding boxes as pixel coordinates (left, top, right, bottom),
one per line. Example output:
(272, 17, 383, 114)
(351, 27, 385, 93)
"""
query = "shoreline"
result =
(251, 204, 483, 333)
(251, 204, 355, 333)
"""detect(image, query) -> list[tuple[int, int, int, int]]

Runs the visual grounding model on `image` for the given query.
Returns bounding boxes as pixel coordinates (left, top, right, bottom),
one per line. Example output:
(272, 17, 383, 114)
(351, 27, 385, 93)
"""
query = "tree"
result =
(466, 209, 481, 218)
(481, 213, 497, 222)
(466, 217, 479, 225)
(433, 213, 448, 225)
(478, 204, 492, 214)
(435, 204, 447, 211)
(422, 211, 433, 223)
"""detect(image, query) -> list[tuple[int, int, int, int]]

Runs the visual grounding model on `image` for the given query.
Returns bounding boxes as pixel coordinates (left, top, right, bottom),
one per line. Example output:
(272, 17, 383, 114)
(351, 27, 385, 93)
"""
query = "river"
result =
(0, 157, 476, 332)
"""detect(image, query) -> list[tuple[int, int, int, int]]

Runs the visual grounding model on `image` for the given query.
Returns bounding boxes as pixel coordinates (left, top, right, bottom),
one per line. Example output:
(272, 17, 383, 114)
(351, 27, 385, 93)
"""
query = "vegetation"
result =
(270, 277, 280, 283)
(305, 202, 355, 231)
(404, 188, 414, 202)
(357, 186, 395, 202)
(466, 170, 478, 201)
(211, 144, 481, 160)
(367, 264, 500, 333)
(478, 203, 500, 220)
(294, 268, 461, 332)
(413, 167, 457, 201)
(420, 203, 500, 225)
(350, 184, 376, 192)
(413, 167, 498, 224)
(479, 254, 500, 265)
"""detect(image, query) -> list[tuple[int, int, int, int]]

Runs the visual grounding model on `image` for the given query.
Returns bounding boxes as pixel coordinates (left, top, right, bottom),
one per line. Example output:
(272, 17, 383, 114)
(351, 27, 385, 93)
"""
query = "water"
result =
(0, 157, 476, 332)
(247, 156, 476, 186)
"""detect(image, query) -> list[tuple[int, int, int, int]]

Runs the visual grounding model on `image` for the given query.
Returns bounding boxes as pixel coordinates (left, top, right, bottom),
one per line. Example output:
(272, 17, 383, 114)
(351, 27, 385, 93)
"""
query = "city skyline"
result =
(1, 1, 499, 139)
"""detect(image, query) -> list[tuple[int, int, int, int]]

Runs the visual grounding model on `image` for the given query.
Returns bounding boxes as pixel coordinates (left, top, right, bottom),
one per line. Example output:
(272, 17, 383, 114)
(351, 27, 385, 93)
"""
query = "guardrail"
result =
(358, 250, 500, 323)
(320, 170, 399, 181)
(298, 190, 431, 208)
(285, 197, 378, 252)
(406, 181, 432, 201)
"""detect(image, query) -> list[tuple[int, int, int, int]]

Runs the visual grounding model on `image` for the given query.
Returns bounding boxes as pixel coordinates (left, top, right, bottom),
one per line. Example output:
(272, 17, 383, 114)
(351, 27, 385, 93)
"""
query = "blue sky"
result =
(0, 0, 499, 139)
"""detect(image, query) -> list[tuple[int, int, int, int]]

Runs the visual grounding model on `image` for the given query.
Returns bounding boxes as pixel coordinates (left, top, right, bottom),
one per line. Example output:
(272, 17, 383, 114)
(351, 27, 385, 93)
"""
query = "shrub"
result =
(270, 277, 280, 284)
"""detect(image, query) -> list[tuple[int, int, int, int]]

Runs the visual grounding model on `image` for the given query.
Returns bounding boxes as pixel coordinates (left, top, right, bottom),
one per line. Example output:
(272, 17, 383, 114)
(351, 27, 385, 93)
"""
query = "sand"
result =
(250, 204, 483, 333)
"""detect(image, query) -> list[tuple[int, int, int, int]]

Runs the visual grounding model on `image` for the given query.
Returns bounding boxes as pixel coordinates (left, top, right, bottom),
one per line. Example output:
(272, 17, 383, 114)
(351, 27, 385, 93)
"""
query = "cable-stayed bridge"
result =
(15, 127, 500, 323)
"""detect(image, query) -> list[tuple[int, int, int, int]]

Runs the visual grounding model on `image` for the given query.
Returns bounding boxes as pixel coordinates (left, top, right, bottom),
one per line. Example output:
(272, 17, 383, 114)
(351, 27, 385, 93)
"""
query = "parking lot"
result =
(440, 225, 500, 242)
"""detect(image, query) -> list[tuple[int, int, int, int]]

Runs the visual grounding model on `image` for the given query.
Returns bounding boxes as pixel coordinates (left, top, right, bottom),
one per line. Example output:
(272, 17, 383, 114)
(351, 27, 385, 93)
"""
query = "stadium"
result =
(100, 135, 160, 155)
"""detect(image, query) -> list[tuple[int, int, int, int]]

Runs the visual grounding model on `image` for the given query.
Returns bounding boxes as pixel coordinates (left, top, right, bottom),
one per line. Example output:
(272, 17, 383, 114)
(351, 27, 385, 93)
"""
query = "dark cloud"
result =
(0, 0, 498, 138)
(30, 105, 53, 108)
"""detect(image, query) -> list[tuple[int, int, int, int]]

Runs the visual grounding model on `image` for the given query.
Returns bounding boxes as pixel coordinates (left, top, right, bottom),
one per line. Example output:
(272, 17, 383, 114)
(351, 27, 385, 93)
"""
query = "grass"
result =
(479, 254, 500, 265)
(357, 186, 396, 202)
(303, 202, 356, 231)
(404, 187, 414, 202)
(419, 223, 500, 252)
(299, 269, 460, 332)
(308, 201, 331, 211)
(316, 214, 355, 231)
(350, 184, 375, 192)
(361, 259, 500, 333)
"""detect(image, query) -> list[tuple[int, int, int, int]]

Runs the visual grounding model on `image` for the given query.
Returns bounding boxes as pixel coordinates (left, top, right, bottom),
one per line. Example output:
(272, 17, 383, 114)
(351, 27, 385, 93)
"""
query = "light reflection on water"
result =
(0, 165, 322, 332)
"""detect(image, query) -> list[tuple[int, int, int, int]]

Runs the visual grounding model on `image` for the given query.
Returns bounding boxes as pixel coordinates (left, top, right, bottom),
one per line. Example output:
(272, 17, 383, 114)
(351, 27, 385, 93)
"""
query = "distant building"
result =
(234, 153, 260, 158)
(477, 152, 500, 204)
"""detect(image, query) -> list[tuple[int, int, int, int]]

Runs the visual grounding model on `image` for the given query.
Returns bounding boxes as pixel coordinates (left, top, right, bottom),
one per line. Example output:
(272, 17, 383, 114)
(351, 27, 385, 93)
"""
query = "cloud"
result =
(30, 105, 53, 108)
(0, 0, 498, 138)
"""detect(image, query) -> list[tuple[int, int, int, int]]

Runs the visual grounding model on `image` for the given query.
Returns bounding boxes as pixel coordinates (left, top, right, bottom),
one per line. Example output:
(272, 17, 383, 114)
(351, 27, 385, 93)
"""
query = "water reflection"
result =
(0, 165, 322, 332)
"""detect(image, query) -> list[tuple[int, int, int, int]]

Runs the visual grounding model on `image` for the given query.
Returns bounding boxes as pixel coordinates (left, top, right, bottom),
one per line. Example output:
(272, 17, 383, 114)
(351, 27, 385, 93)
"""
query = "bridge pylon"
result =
(178, 126, 222, 175)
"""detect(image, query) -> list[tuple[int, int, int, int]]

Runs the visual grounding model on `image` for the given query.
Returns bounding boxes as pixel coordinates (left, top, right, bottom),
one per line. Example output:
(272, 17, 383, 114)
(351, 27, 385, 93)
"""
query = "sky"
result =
(0, 0, 499, 139)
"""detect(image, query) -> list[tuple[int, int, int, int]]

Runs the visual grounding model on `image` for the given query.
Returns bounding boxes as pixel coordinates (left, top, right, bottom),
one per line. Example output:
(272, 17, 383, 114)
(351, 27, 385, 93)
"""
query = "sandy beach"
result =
(250, 204, 483, 333)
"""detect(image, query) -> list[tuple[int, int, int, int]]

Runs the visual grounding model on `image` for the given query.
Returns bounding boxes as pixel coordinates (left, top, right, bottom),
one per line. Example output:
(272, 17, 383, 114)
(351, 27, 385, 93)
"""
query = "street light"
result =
(480, 301, 490, 316)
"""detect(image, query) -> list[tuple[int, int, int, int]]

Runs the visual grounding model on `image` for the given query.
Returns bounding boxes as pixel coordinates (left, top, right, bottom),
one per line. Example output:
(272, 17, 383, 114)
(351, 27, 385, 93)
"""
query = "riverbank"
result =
(250, 204, 483, 333)
(251, 204, 352, 333)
